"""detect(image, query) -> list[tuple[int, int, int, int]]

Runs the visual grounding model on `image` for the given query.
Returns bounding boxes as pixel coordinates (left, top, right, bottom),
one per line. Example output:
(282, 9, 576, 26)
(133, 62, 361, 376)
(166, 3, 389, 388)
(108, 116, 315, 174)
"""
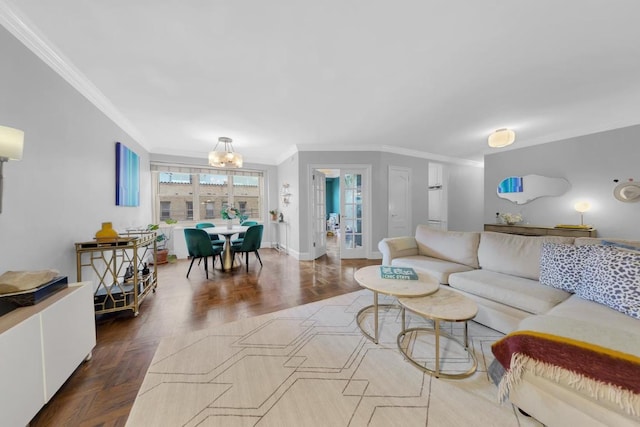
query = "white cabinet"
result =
(0, 282, 96, 426)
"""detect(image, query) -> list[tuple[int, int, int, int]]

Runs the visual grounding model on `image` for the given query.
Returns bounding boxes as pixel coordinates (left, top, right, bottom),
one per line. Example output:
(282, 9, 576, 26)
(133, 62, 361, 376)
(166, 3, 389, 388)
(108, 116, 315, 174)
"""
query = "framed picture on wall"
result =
(115, 142, 140, 206)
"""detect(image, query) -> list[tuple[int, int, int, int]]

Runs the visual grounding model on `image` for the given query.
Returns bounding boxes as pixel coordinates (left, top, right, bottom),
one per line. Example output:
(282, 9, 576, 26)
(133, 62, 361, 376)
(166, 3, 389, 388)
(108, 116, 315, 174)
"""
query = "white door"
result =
(340, 169, 367, 258)
(388, 166, 411, 237)
(312, 170, 327, 259)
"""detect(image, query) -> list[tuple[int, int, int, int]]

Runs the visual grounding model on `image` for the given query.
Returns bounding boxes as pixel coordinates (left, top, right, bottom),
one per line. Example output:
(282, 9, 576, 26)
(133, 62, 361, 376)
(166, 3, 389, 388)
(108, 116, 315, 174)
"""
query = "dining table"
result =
(203, 226, 248, 271)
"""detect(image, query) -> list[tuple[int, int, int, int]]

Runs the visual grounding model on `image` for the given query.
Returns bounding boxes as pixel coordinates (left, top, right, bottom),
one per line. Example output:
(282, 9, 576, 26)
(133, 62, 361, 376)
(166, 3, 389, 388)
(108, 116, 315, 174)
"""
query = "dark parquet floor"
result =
(30, 238, 379, 426)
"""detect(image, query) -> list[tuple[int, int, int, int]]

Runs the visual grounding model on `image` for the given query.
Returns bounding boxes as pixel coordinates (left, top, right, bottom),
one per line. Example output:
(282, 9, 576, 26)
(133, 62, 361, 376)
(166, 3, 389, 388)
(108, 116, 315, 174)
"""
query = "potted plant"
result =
(148, 219, 177, 264)
(269, 209, 278, 221)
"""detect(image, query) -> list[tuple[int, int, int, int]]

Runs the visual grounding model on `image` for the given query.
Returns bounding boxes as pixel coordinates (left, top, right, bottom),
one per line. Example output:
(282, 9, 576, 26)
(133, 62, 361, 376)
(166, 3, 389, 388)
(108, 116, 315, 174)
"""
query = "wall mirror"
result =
(613, 181, 640, 203)
(497, 174, 570, 204)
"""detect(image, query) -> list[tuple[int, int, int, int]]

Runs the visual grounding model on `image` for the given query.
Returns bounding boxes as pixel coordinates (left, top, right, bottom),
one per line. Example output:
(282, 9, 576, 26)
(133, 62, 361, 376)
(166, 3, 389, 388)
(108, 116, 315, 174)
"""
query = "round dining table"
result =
(203, 226, 248, 271)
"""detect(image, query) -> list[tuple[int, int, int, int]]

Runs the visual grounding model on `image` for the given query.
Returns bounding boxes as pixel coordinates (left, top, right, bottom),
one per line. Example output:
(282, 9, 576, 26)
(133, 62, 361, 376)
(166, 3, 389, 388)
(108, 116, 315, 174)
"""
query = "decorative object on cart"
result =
(269, 209, 278, 221)
(281, 183, 292, 205)
(115, 142, 140, 207)
(279, 212, 284, 222)
(147, 221, 173, 265)
(488, 128, 516, 148)
(499, 212, 522, 225)
(208, 136, 243, 168)
(221, 205, 239, 229)
(612, 178, 640, 203)
(95, 222, 119, 241)
(0, 125, 24, 214)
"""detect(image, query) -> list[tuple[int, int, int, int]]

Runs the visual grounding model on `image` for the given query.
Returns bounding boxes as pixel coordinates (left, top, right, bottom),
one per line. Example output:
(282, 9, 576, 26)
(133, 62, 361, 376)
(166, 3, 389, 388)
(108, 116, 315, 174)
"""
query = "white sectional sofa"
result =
(378, 226, 640, 427)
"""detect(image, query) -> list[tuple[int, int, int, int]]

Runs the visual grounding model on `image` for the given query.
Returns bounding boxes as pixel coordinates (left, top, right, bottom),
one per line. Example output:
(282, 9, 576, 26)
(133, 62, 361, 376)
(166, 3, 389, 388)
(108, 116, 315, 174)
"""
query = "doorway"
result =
(309, 165, 371, 260)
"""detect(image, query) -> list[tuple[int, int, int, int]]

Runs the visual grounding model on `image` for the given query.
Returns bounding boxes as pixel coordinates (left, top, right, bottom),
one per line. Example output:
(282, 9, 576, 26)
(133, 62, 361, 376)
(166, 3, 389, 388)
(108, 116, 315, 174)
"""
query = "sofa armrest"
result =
(378, 237, 418, 265)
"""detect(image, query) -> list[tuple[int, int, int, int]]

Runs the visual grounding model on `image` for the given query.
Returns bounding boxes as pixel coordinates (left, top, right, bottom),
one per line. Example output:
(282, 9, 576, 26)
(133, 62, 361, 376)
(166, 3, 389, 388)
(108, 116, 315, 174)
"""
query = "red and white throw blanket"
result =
(492, 330, 640, 417)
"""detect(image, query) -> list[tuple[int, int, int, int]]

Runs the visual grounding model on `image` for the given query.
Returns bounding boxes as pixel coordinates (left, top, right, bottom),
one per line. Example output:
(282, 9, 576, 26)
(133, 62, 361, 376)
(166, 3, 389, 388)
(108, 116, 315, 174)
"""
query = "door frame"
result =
(307, 164, 372, 259)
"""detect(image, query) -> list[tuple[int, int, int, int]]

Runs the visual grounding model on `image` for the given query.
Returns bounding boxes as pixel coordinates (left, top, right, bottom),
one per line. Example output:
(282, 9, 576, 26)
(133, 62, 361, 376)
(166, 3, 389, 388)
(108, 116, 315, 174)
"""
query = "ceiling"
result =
(3, 1, 640, 166)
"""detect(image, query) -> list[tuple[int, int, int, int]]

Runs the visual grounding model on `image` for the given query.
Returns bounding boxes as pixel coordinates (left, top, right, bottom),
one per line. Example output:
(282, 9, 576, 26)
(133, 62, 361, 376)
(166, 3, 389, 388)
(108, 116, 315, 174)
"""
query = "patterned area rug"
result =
(127, 290, 542, 426)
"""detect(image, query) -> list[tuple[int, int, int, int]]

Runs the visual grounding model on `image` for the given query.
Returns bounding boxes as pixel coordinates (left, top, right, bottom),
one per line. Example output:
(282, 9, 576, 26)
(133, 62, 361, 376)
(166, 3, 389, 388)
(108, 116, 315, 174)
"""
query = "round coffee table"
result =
(397, 288, 478, 379)
(354, 265, 439, 344)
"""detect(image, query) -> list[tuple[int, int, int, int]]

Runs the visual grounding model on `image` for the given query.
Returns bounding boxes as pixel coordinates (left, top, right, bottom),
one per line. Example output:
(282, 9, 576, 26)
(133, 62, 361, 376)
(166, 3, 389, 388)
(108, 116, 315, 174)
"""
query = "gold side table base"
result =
(397, 323, 477, 379)
(356, 291, 399, 344)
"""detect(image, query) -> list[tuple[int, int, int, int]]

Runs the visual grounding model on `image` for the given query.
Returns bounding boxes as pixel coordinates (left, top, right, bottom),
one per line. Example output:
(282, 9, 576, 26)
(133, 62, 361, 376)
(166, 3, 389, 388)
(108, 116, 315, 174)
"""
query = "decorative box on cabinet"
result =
(0, 282, 95, 427)
(75, 231, 158, 316)
(484, 223, 597, 238)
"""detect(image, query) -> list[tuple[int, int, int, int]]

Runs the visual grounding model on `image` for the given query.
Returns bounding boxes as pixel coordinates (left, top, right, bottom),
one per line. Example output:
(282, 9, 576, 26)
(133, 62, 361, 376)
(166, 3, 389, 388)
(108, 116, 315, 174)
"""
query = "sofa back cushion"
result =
(478, 232, 574, 280)
(575, 237, 640, 248)
(414, 225, 480, 268)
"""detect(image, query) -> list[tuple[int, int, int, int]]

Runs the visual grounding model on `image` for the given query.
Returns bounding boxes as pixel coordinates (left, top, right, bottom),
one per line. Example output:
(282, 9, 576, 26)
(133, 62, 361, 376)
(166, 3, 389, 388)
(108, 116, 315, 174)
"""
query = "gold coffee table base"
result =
(356, 292, 398, 344)
(397, 322, 477, 379)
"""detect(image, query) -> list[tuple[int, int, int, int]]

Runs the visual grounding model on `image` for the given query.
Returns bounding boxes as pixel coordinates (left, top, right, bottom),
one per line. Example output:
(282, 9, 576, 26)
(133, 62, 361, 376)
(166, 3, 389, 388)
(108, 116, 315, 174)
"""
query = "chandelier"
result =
(208, 137, 243, 168)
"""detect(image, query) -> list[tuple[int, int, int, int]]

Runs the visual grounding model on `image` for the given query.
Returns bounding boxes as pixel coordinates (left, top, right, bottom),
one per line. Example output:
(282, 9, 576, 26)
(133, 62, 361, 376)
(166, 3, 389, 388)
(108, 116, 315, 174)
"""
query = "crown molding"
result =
(294, 143, 484, 168)
(0, 1, 145, 146)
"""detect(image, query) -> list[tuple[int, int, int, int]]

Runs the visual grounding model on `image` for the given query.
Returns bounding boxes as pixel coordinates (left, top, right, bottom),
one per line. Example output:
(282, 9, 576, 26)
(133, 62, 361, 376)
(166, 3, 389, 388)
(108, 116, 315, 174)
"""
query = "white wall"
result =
(0, 26, 150, 278)
(447, 163, 484, 232)
(485, 124, 640, 239)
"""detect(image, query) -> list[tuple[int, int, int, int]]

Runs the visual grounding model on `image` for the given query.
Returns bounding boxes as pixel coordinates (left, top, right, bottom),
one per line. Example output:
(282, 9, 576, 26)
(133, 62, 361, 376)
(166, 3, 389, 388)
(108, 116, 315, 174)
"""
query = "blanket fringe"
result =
(497, 353, 640, 417)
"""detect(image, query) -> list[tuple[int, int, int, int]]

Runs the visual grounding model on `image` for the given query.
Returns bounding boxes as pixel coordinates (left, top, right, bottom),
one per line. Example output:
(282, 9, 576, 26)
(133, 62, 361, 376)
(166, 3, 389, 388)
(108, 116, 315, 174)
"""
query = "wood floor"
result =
(30, 239, 380, 427)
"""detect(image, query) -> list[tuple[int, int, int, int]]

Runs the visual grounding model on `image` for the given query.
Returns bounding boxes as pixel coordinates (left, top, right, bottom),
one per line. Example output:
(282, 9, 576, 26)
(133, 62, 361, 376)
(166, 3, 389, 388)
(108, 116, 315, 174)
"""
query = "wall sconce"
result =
(574, 201, 591, 226)
(488, 128, 516, 148)
(281, 183, 292, 206)
(0, 125, 25, 214)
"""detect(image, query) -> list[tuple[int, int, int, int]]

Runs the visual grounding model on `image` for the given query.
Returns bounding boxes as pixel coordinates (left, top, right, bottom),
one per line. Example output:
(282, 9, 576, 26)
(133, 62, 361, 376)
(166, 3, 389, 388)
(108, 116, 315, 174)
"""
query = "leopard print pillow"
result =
(577, 246, 640, 319)
(539, 243, 592, 292)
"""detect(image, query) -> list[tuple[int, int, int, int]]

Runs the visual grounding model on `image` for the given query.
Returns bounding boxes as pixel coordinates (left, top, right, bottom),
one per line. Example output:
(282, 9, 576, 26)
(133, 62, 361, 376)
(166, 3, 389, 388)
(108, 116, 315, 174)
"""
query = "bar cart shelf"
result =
(75, 231, 158, 316)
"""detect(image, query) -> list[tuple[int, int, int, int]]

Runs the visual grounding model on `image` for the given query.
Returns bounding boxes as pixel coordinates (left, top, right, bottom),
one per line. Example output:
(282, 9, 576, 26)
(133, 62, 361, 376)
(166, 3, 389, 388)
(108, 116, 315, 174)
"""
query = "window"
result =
(186, 201, 193, 220)
(205, 202, 215, 219)
(160, 201, 171, 220)
(152, 164, 264, 224)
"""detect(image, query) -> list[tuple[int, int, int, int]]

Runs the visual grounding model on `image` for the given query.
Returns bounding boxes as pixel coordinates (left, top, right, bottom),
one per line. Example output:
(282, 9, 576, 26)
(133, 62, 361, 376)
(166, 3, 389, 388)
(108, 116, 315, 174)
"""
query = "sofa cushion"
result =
(478, 232, 574, 280)
(577, 246, 640, 319)
(539, 243, 597, 293)
(449, 270, 571, 315)
(546, 294, 640, 340)
(414, 225, 480, 268)
(391, 256, 474, 284)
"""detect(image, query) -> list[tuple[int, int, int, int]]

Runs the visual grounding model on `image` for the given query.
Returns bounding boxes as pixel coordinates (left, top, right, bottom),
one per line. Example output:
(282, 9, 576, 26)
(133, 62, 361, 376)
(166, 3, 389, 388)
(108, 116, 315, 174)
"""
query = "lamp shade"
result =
(488, 128, 515, 148)
(208, 137, 243, 168)
(574, 201, 591, 213)
(0, 125, 24, 160)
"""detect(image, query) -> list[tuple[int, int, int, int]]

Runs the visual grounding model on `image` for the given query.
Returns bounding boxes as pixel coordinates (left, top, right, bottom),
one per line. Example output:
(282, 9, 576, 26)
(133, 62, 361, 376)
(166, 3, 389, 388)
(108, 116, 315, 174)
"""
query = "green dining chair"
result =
(196, 222, 225, 246)
(184, 228, 224, 278)
(231, 220, 259, 245)
(231, 224, 263, 272)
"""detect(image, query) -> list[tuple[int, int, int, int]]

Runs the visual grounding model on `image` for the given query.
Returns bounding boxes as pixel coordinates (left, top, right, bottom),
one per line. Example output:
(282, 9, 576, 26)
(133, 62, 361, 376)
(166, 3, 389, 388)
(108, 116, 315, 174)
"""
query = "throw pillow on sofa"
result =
(539, 243, 594, 292)
(577, 245, 640, 319)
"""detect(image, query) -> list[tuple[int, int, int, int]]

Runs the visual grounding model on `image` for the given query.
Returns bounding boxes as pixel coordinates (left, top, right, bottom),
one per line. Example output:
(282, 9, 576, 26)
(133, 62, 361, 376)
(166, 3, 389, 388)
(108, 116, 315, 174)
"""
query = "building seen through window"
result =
(154, 170, 263, 224)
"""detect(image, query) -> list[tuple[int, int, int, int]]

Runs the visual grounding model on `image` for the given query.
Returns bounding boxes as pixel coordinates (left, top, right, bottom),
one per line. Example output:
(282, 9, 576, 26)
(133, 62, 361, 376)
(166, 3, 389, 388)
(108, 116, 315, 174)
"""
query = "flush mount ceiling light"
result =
(488, 128, 516, 148)
(208, 137, 243, 168)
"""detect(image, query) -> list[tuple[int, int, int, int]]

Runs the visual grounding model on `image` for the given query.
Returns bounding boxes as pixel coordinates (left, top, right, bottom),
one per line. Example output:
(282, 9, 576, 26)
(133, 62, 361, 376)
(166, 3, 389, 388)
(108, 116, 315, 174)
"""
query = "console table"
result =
(484, 223, 597, 238)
